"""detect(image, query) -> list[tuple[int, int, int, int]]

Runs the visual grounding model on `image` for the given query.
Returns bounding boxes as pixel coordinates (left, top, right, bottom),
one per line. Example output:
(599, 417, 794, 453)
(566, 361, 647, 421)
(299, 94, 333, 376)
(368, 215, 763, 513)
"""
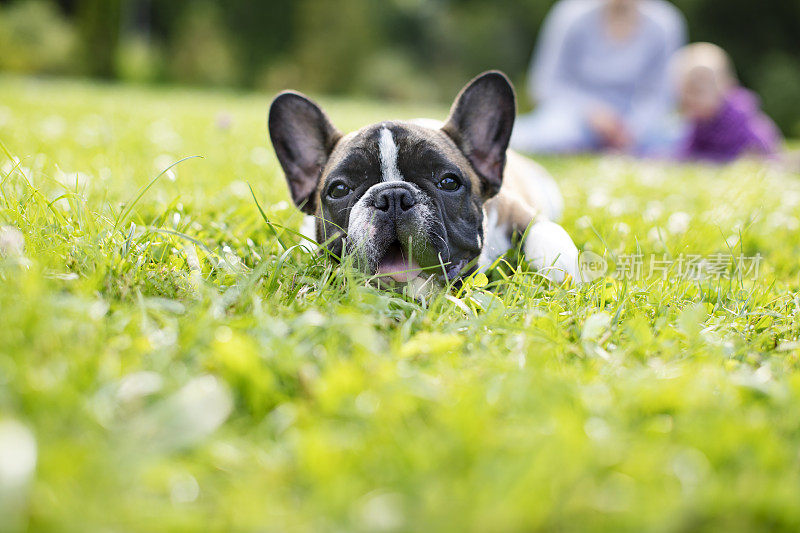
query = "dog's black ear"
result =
(442, 71, 516, 198)
(268, 91, 341, 214)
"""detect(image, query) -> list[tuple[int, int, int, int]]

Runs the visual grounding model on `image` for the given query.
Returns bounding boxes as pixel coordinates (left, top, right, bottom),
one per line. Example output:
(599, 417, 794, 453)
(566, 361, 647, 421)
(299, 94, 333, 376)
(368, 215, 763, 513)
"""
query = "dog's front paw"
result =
(523, 219, 580, 283)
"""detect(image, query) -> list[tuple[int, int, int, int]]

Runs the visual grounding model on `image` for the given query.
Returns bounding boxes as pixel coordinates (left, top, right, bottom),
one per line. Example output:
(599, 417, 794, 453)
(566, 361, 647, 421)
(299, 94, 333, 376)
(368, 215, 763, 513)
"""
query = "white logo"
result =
(578, 250, 608, 281)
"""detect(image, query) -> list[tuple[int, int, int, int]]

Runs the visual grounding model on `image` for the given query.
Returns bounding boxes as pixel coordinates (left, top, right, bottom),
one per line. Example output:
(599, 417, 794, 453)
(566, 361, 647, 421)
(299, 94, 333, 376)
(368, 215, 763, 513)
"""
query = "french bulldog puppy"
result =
(268, 71, 580, 288)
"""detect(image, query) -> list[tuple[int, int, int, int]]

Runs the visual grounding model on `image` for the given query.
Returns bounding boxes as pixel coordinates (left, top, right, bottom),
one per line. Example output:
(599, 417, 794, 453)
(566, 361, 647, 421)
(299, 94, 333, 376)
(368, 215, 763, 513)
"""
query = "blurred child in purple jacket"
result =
(674, 43, 782, 163)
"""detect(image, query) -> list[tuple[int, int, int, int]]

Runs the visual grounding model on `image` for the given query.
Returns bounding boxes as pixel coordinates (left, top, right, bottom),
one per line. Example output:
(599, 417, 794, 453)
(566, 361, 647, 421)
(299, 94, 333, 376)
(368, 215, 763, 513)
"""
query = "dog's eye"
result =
(437, 174, 461, 192)
(328, 181, 351, 199)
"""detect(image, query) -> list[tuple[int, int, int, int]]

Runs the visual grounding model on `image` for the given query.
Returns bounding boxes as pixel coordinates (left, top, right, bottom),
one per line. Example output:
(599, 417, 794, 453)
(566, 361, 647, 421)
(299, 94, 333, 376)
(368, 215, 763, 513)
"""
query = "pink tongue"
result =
(377, 252, 421, 283)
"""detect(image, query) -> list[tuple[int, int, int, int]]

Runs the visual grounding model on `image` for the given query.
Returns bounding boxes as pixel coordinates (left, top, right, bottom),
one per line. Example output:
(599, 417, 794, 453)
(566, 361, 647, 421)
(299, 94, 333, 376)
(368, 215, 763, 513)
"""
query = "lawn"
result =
(1, 75, 800, 532)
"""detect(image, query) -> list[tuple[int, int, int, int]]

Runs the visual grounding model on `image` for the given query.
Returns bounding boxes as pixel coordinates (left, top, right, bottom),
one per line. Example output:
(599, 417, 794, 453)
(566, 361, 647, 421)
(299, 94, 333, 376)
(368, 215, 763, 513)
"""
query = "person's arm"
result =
(742, 117, 781, 158)
(528, 0, 601, 109)
(626, 45, 673, 139)
(626, 3, 687, 139)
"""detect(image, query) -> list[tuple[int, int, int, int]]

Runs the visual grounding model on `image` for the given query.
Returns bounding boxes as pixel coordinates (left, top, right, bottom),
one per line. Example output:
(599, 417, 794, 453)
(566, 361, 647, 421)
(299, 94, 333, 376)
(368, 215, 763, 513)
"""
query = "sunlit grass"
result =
(1, 75, 800, 532)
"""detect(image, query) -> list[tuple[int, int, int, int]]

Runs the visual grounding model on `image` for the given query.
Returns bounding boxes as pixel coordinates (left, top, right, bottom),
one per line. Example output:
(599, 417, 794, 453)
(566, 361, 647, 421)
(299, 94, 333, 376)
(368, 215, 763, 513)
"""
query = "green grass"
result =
(1, 75, 800, 532)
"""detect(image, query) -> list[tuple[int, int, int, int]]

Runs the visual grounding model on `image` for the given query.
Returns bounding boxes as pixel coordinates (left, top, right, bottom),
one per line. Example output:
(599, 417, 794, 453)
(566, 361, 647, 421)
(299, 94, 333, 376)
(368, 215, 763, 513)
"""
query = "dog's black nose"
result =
(374, 187, 417, 213)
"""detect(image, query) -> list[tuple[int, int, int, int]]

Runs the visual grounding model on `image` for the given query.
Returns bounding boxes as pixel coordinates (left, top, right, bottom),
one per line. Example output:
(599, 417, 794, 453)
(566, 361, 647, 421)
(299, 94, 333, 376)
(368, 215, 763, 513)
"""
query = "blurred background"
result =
(0, 0, 799, 135)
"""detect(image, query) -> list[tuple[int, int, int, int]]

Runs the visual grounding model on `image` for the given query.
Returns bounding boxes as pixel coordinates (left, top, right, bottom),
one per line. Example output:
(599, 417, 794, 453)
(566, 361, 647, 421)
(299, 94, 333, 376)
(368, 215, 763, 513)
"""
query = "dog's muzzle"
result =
(346, 182, 440, 283)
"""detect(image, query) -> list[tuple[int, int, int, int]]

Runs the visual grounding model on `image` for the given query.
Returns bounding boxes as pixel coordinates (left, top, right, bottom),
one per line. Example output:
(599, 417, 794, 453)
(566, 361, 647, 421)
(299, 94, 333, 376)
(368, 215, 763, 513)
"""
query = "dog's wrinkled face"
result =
(317, 122, 485, 282)
(268, 71, 516, 284)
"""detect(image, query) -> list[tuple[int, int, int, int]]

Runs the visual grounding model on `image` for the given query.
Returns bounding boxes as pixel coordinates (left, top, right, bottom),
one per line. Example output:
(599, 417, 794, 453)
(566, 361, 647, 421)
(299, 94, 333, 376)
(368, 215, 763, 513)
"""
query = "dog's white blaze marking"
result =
(379, 127, 402, 182)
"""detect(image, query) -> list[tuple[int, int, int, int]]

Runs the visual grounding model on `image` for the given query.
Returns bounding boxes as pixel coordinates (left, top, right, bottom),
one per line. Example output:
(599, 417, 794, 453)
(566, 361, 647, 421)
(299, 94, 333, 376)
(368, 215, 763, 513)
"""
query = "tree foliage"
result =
(2, 0, 799, 132)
